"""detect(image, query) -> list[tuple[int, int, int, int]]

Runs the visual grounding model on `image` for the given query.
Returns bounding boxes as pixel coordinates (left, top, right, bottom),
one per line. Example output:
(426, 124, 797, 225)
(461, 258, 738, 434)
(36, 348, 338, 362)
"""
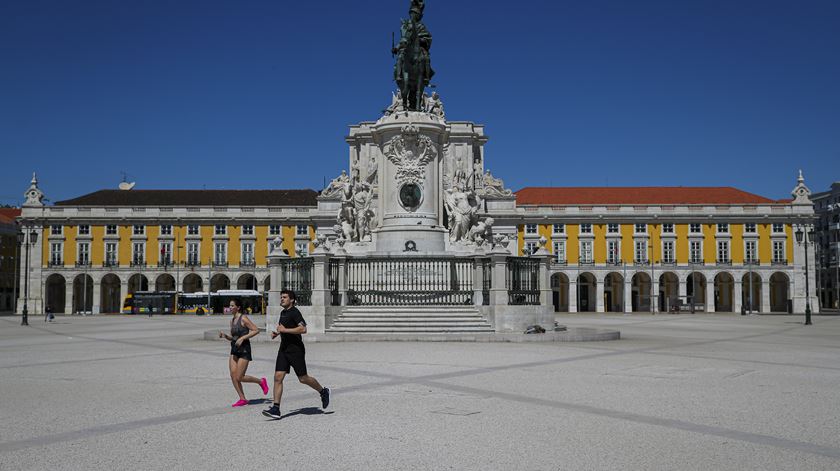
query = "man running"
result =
(262, 289, 330, 419)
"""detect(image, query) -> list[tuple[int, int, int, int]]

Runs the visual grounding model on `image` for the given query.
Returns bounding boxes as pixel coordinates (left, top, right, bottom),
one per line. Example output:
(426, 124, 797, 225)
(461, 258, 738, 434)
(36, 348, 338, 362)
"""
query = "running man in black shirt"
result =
(262, 289, 330, 419)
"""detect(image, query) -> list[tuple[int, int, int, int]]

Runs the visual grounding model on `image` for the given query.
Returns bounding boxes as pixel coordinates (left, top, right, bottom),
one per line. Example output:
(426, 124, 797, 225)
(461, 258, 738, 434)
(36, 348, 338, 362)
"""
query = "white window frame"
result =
(160, 225, 172, 236)
(187, 225, 200, 236)
(78, 242, 90, 264)
(744, 223, 757, 234)
(187, 242, 200, 265)
(635, 223, 647, 234)
(133, 225, 145, 236)
(295, 242, 309, 257)
(215, 225, 227, 236)
(525, 224, 538, 235)
(662, 240, 675, 263)
(552, 223, 564, 234)
(524, 241, 538, 255)
(242, 242, 254, 263)
(580, 223, 592, 234)
(772, 223, 785, 234)
(635, 240, 648, 263)
(51, 225, 62, 235)
(745, 240, 757, 263)
(689, 223, 702, 234)
(580, 240, 593, 263)
(553, 241, 566, 263)
(607, 223, 620, 234)
(106, 225, 118, 235)
(269, 225, 282, 236)
(78, 225, 90, 236)
(717, 240, 730, 262)
(105, 242, 118, 265)
(607, 240, 620, 264)
(662, 223, 674, 234)
(242, 225, 254, 236)
(159, 242, 173, 264)
(296, 225, 309, 236)
(689, 241, 702, 263)
(717, 223, 729, 234)
(772, 240, 785, 262)
(214, 242, 227, 264)
(132, 242, 145, 264)
(50, 242, 63, 264)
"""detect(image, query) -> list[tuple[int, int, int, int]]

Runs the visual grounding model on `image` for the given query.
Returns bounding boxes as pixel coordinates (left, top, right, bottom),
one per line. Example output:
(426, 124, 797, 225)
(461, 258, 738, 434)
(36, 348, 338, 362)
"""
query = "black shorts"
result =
(275, 349, 307, 377)
(230, 340, 252, 362)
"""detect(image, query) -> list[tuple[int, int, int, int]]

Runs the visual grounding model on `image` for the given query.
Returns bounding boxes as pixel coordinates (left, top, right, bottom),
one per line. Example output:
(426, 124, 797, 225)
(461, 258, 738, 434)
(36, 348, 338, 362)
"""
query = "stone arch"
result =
(659, 272, 679, 312)
(551, 272, 569, 312)
(741, 272, 762, 313)
(237, 274, 258, 291)
(770, 272, 790, 313)
(714, 272, 734, 312)
(210, 274, 230, 292)
(72, 274, 94, 314)
(127, 274, 149, 294)
(603, 272, 624, 312)
(183, 274, 203, 293)
(100, 274, 121, 314)
(155, 273, 176, 292)
(576, 272, 597, 312)
(45, 273, 66, 314)
(631, 272, 652, 312)
(686, 272, 707, 312)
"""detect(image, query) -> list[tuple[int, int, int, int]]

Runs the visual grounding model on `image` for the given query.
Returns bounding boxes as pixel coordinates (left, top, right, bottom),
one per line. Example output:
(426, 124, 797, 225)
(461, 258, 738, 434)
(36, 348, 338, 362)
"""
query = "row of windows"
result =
(49, 240, 310, 266)
(524, 239, 788, 264)
(51, 224, 310, 237)
(525, 223, 786, 235)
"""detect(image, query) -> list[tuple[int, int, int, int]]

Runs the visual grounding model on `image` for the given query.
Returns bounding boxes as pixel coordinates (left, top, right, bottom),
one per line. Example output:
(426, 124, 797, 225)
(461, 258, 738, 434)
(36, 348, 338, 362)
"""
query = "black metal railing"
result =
(480, 258, 491, 306)
(75, 260, 91, 267)
(212, 261, 228, 268)
(345, 257, 474, 306)
(772, 260, 788, 266)
(328, 258, 341, 306)
(49, 259, 63, 267)
(279, 258, 313, 306)
(130, 259, 145, 267)
(506, 257, 540, 305)
(103, 260, 118, 268)
(240, 260, 256, 268)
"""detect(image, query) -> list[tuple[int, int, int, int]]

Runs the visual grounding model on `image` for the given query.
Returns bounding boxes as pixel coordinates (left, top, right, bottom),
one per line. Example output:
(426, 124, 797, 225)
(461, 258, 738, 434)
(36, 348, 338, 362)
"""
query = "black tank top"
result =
(230, 315, 249, 340)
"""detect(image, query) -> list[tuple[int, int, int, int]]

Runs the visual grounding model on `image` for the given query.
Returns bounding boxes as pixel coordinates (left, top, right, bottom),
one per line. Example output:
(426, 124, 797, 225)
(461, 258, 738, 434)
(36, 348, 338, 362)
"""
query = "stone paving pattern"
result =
(1, 314, 839, 470)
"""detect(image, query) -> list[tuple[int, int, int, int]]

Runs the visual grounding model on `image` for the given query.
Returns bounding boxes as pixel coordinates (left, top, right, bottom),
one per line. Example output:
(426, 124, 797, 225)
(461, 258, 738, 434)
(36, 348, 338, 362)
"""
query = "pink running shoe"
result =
(231, 399, 248, 407)
(260, 377, 269, 395)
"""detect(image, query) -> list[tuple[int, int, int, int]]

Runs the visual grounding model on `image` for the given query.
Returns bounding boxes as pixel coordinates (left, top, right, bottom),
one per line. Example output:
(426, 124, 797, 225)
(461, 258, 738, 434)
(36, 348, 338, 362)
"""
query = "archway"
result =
(631, 273, 652, 312)
(576, 273, 596, 312)
(741, 273, 762, 313)
(210, 274, 230, 292)
(714, 272, 734, 312)
(604, 273, 624, 312)
(45, 274, 66, 314)
(770, 272, 790, 313)
(686, 272, 707, 312)
(551, 273, 569, 312)
(155, 274, 176, 292)
(659, 272, 679, 312)
(128, 274, 148, 294)
(100, 274, 121, 314)
(237, 274, 258, 291)
(72, 274, 94, 314)
(183, 274, 203, 293)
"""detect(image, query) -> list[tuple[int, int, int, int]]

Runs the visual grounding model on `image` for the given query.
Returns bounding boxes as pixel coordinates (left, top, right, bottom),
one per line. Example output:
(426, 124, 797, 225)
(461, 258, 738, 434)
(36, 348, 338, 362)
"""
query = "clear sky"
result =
(1, 0, 838, 205)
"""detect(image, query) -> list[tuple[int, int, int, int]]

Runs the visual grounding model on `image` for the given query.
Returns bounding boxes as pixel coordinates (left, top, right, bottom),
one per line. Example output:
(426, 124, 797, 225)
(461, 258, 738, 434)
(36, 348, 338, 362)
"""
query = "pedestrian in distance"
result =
(219, 298, 269, 407)
(44, 305, 53, 323)
(262, 289, 330, 419)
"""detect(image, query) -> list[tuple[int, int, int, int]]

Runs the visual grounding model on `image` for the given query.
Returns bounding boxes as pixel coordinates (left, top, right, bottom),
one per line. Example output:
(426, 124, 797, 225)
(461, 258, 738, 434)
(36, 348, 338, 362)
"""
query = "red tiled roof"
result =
(515, 187, 780, 205)
(0, 208, 21, 224)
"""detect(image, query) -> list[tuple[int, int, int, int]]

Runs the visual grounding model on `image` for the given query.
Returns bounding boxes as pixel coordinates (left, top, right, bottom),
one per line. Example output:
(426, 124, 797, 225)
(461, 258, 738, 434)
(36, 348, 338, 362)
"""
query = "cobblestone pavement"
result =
(0, 313, 839, 470)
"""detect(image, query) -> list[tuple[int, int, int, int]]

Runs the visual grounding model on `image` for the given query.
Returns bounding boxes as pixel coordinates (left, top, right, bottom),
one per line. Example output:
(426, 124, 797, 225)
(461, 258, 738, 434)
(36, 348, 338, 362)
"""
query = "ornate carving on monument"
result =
(269, 236, 287, 257)
(478, 169, 513, 197)
(791, 169, 812, 205)
(383, 124, 438, 187)
(320, 170, 350, 198)
(336, 177, 377, 243)
(423, 91, 445, 119)
(443, 184, 482, 243)
(468, 217, 494, 245)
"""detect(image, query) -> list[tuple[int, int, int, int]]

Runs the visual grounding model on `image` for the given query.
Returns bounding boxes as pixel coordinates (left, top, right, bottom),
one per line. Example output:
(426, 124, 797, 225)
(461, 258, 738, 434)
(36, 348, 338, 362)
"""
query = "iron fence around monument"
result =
(279, 258, 313, 306)
(506, 257, 541, 305)
(328, 258, 341, 306)
(480, 258, 491, 306)
(345, 257, 475, 306)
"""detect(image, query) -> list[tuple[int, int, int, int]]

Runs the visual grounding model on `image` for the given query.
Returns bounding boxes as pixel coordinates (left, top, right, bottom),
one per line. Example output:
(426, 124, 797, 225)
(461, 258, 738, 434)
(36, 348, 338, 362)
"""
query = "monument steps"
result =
(328, 306, 494, 333)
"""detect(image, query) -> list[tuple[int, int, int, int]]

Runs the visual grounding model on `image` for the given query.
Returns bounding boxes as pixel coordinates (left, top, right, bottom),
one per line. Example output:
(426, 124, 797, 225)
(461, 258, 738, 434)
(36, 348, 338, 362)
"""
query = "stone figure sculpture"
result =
(392, 0, 434, 110)
(444, 185, 481, 243)
(321, 170, 350, 198)
(353, 181, 375, 242)
(480, 169, 513, 197)
(468, 217, 494, 244)
(424, 91, 445, 119)
(384, 91, 405, 116)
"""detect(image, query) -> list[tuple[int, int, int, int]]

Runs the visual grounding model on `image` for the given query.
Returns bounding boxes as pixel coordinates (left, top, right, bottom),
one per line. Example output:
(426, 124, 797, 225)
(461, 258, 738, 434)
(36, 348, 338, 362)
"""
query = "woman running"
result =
(219, 299, 269, 407)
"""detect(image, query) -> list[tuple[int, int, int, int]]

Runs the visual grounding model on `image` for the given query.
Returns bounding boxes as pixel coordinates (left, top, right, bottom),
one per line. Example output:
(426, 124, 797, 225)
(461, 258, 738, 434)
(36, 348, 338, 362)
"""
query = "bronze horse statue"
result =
(393, 0, 434, 111)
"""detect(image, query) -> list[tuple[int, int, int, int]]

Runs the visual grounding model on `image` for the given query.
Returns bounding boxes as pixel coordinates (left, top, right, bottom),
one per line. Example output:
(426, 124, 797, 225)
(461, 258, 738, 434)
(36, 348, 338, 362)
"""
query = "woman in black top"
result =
(218, 299, 269, 407)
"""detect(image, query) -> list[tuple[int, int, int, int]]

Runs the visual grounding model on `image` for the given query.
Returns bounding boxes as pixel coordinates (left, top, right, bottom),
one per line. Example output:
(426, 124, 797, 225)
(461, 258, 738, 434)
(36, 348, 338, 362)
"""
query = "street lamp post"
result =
(795, 223, 815, 326)
(17, 228, 38, 326)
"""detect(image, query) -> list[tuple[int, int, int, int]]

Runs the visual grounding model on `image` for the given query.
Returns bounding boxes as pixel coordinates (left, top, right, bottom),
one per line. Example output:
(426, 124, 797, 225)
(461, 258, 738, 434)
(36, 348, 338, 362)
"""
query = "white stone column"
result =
(623, 279, 632, 313)
(568, 279, 578, 313)
(595, 276, 605, 313)
(119, 281, 127, 313)
(734, 280, 743, 314)
(706, 283, 715, 313)
(64, 282, 73, 315)
(306, 251, 330, 333)
(92, 281, 101, 315)
(651, 280, 660, 313)
(678, 279, 687, 311)
(762, 280, 771, 313)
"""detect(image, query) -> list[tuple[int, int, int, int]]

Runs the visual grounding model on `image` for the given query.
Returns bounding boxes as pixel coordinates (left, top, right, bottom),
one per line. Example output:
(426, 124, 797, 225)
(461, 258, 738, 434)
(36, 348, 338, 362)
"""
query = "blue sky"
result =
(1, 0, 838, 205)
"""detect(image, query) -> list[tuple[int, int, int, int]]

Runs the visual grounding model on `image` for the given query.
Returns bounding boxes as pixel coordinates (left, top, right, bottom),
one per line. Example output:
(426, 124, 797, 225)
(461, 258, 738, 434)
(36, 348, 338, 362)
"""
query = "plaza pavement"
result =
(0, 313, 839, 470)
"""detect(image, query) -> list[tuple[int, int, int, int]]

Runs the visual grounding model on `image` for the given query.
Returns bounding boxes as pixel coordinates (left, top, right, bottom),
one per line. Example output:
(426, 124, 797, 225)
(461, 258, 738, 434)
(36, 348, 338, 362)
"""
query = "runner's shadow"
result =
(283, 407, 335, 418)
(248, 399, 272, 405)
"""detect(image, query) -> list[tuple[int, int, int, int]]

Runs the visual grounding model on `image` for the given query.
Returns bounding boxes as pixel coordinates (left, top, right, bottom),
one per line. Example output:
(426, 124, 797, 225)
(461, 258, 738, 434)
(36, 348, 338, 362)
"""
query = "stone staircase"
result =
(327, 306, 494, 334)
